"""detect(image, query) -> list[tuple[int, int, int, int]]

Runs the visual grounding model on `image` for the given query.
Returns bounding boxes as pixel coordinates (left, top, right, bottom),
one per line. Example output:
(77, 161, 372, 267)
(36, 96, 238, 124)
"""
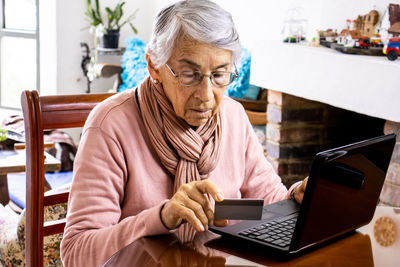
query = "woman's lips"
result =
(189, 108, 212, 117)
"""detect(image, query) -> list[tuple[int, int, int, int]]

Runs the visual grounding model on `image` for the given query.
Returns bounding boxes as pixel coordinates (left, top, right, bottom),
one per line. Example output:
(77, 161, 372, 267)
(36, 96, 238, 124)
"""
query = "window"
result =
(0, 0, 39, 109)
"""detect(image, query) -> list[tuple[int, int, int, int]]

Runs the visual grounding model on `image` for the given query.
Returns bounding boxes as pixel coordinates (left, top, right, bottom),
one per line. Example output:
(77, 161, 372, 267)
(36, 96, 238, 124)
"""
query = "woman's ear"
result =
(146, 54, 162, 83)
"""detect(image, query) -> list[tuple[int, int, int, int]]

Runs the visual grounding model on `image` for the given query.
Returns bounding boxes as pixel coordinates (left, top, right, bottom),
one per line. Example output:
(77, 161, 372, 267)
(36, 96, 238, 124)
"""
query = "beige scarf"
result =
(138, 77, 222, 242)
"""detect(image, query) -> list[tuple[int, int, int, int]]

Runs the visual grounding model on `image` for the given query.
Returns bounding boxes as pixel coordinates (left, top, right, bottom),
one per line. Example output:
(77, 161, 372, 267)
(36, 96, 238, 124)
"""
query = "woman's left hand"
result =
(293, 177, 308, 204)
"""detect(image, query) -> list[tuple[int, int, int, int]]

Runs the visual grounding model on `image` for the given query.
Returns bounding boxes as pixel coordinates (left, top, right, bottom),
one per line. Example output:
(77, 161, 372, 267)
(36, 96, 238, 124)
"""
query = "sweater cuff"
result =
(287, 181, 302, 200)
(144, 199, 173, 236)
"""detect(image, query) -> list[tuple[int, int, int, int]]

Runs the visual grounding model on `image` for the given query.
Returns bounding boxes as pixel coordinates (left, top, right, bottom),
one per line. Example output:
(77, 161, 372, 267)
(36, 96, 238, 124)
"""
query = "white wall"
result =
(39, 0, 57, 96)
(40, 0, 160, 96)
(31, 0, 398, 142)
(214, 0, 397, 49)
(43, 0, 398, 96)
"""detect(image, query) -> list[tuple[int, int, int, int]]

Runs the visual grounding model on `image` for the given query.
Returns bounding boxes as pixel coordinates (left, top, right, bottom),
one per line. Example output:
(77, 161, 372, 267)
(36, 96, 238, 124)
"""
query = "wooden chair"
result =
(21, 90, 114, 267)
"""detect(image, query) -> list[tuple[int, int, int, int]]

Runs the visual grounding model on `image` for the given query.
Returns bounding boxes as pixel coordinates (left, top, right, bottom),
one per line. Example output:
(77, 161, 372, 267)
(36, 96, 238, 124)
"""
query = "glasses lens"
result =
(179, 71, 201, 86)
(176, 69, 237, 87)
(212, 72, 236, 86)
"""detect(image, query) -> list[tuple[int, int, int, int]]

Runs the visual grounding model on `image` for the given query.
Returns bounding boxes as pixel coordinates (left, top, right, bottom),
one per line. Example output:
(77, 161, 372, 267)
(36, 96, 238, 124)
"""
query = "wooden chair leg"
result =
(0, 174, 10, 205)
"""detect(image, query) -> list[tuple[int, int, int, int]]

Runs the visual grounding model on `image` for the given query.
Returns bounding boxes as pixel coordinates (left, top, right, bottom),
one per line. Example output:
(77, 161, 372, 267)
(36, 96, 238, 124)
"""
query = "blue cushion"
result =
(225, 48, 252, 98)
(118, 37, 148, 92)
(7, 171, 73, 209)
(118, 37, 254, 99)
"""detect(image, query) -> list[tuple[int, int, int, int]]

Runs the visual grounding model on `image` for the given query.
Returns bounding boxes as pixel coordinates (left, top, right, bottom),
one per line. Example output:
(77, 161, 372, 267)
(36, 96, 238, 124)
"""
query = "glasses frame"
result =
(165, 63, 239, 87)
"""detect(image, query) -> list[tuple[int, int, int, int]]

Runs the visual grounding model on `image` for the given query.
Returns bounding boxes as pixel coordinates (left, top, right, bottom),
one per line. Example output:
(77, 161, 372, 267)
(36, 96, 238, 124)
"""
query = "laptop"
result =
(210, 134, 396, 258)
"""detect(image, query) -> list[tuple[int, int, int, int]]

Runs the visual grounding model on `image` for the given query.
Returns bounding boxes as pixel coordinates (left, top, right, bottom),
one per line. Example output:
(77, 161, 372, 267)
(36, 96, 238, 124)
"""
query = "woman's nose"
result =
(194, 77, 214, 102)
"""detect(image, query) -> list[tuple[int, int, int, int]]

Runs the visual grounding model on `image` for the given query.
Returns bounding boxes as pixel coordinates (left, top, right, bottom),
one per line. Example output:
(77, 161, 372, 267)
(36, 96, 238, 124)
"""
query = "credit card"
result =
(214, 198, 264, 220)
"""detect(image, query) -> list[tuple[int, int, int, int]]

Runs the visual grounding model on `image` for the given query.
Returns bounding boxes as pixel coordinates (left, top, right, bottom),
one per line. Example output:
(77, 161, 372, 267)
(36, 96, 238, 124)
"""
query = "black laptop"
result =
(210, 134, 396, 258)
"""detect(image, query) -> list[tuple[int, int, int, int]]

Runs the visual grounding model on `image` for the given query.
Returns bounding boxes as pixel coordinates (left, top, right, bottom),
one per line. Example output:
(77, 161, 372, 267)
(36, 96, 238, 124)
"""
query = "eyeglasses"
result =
(165, 63, 238, 87)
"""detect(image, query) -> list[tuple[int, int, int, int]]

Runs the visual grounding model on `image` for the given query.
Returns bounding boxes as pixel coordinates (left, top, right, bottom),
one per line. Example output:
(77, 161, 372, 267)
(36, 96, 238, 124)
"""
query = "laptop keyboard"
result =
(238, 215, 297, 247)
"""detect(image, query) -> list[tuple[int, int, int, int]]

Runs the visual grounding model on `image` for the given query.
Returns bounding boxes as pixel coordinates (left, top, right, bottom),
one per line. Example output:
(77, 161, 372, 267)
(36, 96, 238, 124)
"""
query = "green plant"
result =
(0, 128, 7, 142)
(85, 0, 138, 34)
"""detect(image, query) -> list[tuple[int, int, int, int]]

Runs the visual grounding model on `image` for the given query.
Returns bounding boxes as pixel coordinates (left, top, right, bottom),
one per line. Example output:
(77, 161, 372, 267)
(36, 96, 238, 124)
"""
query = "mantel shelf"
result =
(250, 40, 400, 122)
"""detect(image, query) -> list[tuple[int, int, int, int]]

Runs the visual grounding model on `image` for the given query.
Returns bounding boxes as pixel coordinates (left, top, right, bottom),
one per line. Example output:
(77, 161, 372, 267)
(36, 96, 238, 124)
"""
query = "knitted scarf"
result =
(138, 77, 222, 242)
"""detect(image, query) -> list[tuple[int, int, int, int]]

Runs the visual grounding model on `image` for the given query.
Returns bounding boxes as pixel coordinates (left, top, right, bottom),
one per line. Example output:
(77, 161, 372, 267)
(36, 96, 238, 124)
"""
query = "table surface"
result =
(0, 149, 61, 205)
(0, 149, 60, 175)
(102, 206, 400, 267)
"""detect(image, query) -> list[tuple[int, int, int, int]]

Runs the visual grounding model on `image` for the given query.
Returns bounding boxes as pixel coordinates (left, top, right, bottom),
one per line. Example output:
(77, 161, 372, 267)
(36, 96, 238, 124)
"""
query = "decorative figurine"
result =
(337, 28, 362, 47)
(383, 37, 400, 60)
(357, 10, 379, 38)
(319, 29, 338, 48)
(332, 10, 385, 56)
(388, 22, 400, 37)
(281, 7, 307, 43)
(380, 4, 400, 43)
(370, 33, 384, 47)
(324, 29, 338, 43)
(309, 4, 400, 59)
(309, 30, 320, 47)
(388, 3, 400, 32)
(354, 37, 372, 49)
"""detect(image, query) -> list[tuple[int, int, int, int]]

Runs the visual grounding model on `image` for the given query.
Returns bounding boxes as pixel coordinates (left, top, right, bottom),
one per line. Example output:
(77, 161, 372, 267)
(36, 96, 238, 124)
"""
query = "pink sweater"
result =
(60, 89, 291, 266)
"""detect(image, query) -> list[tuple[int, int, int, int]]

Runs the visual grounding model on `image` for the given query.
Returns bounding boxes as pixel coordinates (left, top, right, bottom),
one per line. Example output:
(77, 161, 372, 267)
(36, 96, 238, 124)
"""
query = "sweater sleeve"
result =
(239, 114, 291, 204)
(60, 127, 171, 267)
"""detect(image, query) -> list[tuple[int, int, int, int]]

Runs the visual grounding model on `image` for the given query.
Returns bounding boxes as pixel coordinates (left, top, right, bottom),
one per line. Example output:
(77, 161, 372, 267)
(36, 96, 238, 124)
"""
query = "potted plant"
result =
(0, 128, 8, 150)
(85, 0, 138, 49)
(0, 128, 7, 142)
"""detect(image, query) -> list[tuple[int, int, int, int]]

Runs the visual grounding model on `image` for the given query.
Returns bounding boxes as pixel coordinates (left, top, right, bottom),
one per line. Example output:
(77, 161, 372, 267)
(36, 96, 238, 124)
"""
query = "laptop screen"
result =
(292, 134, 396, 251)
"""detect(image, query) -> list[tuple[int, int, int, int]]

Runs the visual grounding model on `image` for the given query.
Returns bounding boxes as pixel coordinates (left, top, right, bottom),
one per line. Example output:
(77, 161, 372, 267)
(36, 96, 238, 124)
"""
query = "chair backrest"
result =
(21, 90, 114, 267)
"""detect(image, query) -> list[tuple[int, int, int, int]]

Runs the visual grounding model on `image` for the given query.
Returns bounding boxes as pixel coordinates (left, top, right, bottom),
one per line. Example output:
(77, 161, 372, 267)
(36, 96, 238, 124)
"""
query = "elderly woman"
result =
(61, 0, 307, 266)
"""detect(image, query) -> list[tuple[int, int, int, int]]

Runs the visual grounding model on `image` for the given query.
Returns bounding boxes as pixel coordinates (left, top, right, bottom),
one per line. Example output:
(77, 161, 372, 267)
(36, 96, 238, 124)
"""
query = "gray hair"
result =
(146, 0, 242, 69)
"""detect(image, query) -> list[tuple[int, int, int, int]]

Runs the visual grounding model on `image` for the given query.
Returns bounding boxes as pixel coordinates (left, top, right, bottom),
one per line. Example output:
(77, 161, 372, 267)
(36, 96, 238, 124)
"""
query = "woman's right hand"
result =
(161, 179, 227, 232)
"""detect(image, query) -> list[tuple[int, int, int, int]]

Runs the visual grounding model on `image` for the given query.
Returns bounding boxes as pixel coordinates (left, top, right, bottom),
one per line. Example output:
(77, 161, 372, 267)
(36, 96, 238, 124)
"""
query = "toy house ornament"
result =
(345, 19, 352, 30)
(359, 10, 379, 37)
(338, 28, 362, 47)
(388, 4, 400, 27)
(324, 29, 338, 42)
(380, 4, 400, 42)
(388, 22, 400, 36)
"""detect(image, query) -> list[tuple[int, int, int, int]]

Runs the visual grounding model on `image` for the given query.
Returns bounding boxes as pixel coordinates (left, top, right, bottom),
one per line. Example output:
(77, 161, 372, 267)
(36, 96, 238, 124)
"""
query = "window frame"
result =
(0, 0, 40, 110)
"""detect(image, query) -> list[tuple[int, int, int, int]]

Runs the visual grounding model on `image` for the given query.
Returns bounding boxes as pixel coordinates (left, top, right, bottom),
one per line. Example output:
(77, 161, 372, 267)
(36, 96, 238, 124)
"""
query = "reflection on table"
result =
(102, 206, 399, 267)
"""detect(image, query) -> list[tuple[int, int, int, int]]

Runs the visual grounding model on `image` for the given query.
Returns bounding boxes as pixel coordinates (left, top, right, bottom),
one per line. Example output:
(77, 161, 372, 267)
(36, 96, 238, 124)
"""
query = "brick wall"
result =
(265, 90, 385, 188)
(380, 121, 400, 206)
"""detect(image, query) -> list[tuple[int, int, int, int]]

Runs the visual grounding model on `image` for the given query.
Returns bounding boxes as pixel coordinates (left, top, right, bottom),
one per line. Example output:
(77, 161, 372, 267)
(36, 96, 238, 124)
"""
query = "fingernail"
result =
(199, 224, 205, 232)
(217, 192, 224, 201)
